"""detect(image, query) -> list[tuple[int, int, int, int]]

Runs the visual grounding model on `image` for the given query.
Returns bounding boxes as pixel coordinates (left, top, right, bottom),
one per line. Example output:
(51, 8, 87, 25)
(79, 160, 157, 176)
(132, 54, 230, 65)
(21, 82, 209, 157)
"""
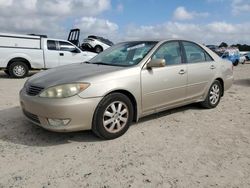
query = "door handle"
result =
(179, 69, 186, 75)
(59, 53, 64, 56)
(210, 65, 216, 69)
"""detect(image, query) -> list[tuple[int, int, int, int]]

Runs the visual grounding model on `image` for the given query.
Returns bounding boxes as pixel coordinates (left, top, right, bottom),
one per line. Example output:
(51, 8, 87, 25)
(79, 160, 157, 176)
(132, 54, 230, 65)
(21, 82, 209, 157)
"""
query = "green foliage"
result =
(219, 42, 228, 48)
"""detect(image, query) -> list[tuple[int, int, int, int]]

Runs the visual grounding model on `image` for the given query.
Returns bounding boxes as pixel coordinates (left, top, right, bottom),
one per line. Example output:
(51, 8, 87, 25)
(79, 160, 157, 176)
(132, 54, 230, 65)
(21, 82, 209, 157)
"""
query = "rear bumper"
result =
(19, 88, 102, 132)
(224, 75, 234, 91)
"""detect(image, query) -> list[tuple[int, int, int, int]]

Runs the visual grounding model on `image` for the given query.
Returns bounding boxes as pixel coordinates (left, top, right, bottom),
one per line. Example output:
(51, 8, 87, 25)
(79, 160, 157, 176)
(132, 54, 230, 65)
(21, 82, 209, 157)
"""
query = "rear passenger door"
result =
(182, 41, 216, 101)
(44, 40, 60, 68)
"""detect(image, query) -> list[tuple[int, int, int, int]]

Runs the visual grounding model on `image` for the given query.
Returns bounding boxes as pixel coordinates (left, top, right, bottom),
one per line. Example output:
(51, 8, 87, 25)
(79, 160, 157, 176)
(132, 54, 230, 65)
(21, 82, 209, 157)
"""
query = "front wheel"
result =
(9, 62, 29, 78)
(201, 80, 222, 109)
(92, 93, 134, 140)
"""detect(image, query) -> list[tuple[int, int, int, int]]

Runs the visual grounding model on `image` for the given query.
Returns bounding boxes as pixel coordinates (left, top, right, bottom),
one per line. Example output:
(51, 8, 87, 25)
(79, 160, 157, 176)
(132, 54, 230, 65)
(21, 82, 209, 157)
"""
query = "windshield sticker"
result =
(127, 43, 145, 51)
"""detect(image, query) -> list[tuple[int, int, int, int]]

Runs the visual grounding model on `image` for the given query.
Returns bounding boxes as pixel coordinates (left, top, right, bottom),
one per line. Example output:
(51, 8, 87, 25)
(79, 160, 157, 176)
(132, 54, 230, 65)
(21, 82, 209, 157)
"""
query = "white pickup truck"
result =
(0, 33, 97, 78)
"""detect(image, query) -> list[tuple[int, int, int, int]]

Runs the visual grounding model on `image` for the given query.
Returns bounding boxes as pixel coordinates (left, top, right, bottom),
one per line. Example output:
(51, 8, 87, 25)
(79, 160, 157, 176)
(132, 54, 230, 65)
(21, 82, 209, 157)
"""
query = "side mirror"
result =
(147, 59, 166, 69)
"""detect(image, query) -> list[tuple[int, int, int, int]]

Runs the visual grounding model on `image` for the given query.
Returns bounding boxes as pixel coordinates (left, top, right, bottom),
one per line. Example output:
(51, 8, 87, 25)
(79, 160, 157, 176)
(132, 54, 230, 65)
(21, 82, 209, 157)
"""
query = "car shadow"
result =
(0, 71, 38, 79)
(234, 78, 250, 87)
(0, 106, 101, 147)
(136, 103, 203, 124)
(0, 104, 204, 147)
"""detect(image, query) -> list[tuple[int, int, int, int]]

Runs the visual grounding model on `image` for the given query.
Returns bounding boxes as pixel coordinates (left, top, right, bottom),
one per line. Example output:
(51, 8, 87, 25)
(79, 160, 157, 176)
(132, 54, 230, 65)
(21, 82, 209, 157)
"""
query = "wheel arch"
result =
(7, 57, 31, 69)
(215, 77, 224, 96)
(103, 89, 138, 122)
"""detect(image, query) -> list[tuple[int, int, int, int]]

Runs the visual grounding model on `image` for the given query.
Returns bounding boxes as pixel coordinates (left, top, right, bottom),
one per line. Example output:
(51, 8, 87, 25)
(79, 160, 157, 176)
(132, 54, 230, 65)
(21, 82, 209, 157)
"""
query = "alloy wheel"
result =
(13, 65, 26, 77)
(209, 84, 220, 105)
(103, 101, 129, 133)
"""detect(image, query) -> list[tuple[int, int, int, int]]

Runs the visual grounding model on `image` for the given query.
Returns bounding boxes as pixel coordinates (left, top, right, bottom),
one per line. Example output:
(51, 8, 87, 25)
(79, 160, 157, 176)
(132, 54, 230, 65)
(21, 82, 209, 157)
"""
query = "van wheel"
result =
(92, 93, 133, 140)
(201, 80, 222, 109)
(94, 46, 103, 53)
(9, 62, 29, 78)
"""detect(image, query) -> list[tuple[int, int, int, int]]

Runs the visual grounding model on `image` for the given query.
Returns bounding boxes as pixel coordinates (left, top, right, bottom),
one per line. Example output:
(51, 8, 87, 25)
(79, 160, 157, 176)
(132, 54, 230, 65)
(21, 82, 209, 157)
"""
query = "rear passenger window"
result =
(183, 42, 213, 63)
(47, 40, 57, 50)
(152, 41, 182, 66)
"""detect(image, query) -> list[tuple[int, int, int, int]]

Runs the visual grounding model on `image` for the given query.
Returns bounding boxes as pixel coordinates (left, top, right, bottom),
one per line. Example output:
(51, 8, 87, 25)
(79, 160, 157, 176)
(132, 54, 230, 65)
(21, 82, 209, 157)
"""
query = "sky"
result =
(0, 0, 250, 45)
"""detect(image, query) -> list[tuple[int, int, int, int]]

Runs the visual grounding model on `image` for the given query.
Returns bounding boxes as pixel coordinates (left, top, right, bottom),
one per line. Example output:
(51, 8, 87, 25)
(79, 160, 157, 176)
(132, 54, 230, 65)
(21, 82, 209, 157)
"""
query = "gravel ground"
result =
(0, 63, 250, 188)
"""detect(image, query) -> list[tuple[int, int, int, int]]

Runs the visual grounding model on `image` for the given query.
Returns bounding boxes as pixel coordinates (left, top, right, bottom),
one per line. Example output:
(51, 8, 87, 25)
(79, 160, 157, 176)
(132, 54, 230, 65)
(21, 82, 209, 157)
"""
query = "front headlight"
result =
(39, 83, 90, 98)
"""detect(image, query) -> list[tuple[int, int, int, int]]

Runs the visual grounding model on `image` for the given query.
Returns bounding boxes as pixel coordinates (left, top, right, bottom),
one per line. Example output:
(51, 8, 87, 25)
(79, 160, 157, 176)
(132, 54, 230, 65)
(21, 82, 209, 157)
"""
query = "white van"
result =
(0, 33, 97, 78)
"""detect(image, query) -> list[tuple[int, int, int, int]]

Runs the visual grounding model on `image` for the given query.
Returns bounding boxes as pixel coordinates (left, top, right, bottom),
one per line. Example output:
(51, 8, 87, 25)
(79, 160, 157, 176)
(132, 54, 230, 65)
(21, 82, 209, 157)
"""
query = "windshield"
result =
(89, 41, 157, 67)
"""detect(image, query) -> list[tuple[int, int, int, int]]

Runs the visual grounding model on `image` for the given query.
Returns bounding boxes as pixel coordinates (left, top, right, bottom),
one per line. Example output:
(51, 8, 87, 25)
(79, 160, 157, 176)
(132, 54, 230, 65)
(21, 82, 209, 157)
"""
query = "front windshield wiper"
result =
(86, 61, 127, 67)
(91, 62, 110, 66)
(83, 61, 91, 64)
(83, 61, 110, 66)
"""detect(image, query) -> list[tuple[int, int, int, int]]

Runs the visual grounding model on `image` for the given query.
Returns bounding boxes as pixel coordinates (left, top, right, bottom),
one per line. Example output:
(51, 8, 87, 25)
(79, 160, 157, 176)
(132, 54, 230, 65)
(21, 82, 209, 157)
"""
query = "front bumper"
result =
(19, 89, 102, 132)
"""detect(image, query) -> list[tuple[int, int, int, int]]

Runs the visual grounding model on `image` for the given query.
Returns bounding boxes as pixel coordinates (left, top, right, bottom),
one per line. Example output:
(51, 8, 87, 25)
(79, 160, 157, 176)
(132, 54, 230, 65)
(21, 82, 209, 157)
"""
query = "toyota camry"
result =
(20, 40, 233, 139)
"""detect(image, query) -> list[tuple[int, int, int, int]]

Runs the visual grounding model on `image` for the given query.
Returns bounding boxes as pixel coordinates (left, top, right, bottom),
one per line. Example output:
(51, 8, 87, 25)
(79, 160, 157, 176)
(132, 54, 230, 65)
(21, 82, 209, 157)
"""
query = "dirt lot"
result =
(0, 63, 250, 188)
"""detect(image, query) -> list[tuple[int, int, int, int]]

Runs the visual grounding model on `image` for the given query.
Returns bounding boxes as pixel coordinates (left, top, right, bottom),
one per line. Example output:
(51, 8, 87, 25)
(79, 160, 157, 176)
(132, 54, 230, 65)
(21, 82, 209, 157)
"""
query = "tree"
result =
(219, 42, 228, 48)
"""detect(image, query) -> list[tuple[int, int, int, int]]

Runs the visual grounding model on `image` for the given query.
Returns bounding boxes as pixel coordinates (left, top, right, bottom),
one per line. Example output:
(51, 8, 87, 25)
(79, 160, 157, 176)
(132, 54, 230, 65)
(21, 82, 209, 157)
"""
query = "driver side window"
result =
(152, 41, 182, 66)
(59, 41, 76, 52)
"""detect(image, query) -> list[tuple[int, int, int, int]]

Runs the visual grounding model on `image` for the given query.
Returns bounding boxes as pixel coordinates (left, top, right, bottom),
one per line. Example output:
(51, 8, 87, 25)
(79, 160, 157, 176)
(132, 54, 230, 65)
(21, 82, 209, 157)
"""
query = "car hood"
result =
(27, 63, 125, 88)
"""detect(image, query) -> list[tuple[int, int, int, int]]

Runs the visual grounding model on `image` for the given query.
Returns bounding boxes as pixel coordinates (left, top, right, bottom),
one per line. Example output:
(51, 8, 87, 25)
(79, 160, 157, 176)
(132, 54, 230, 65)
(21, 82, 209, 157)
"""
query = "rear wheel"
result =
(92, 93, 133, 139)
(201, 80, 222, 109)
(94, 45, 103, 53)
(9, 61, 29, 78)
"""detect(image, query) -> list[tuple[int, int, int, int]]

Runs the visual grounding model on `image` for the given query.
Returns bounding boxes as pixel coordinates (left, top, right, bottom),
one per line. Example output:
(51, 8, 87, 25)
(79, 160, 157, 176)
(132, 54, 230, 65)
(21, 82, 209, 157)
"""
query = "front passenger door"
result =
(59, 41, 83, 66)
(141, 41, 188, 113)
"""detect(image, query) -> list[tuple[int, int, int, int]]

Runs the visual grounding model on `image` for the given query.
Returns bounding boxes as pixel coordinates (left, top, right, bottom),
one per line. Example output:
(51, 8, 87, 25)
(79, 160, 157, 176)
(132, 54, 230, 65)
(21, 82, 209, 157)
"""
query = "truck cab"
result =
(43, 38, 97, 68)
(0, 33, 97, 78)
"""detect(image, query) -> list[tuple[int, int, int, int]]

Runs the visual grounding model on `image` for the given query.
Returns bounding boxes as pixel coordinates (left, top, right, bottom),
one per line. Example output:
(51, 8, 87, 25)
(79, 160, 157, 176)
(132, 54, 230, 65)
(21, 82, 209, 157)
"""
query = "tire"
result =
(4, 70, 10, 76)
(92, 93, 134, 140)
(8, 61, 29, 78)
(201, 80, 222, 109)
(94, 46, 103, 53)
(233, 60, 239, 66)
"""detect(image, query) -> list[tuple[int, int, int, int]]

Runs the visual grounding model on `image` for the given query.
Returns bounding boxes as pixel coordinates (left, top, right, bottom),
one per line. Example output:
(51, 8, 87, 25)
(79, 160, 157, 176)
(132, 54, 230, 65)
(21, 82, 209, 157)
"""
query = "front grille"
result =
(23, 110, 40, 124)
(26, 85, 44, 96)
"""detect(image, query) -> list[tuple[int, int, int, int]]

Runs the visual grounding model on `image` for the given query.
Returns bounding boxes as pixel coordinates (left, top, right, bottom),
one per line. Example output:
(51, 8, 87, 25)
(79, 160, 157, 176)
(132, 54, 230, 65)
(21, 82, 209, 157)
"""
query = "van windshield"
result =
(89, 41, 157, 67)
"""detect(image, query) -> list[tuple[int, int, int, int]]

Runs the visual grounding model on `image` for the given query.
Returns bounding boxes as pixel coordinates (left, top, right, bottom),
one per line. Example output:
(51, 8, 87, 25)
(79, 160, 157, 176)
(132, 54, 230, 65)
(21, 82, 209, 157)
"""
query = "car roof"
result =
(117, 39, 200, 44)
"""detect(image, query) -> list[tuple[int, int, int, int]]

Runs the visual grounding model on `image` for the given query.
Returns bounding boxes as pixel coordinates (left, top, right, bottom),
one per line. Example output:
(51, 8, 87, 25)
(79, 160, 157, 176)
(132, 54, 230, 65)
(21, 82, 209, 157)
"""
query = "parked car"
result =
(240, 54, 246, 64)
(0, 33, 97, 78)
(81, 35, 114, 53)
(206, 45, 219, 52)
(20, 40, 233, 139)
(243, 52, 250, 61)
(221, 48, 240, 66)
